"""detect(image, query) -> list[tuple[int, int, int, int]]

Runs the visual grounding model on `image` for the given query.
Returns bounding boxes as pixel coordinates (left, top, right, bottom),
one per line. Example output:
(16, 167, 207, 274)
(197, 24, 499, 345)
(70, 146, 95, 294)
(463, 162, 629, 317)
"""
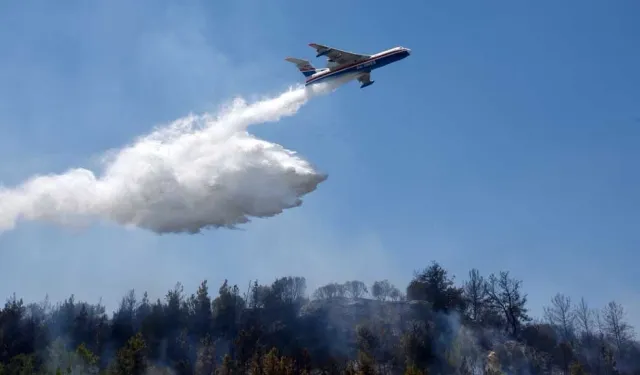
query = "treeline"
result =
(0, 261, 638, 374)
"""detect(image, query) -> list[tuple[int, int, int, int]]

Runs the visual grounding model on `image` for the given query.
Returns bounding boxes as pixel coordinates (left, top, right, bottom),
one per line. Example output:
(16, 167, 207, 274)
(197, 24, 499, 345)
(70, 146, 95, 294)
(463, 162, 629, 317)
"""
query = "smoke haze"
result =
(0, 79, 348, 234)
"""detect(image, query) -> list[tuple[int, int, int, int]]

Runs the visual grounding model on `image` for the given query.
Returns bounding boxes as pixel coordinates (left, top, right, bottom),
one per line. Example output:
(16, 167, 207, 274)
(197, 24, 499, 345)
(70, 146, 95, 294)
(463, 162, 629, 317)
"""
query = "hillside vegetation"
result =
(0, 261, 637, 374)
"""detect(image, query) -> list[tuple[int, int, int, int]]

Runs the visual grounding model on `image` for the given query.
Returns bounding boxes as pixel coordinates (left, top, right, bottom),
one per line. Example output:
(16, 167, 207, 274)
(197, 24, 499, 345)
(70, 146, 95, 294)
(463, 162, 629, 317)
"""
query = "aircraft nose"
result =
(405, 48, 411, 55)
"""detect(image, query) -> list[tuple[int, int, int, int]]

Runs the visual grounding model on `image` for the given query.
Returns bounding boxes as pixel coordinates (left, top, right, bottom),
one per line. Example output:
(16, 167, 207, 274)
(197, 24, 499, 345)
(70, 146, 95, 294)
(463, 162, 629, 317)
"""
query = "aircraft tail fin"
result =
(285, 57, 318, 77)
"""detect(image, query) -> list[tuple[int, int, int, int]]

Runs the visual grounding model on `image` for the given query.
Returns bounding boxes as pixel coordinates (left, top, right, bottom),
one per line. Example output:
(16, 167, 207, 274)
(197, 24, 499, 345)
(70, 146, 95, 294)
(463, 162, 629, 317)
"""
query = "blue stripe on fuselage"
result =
(305, 49, 410, 86)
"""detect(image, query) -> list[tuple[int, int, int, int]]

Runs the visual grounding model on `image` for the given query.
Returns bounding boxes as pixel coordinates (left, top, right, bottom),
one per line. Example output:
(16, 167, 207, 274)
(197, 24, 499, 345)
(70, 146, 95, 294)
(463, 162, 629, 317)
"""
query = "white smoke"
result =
(0, 78, 349, 234)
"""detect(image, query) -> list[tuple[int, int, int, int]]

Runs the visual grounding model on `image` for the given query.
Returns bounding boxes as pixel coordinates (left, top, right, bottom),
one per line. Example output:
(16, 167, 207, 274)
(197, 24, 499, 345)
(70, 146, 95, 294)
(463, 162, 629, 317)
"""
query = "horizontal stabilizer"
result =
(285, 57, 318, 77)
(285, 57, 311, 66)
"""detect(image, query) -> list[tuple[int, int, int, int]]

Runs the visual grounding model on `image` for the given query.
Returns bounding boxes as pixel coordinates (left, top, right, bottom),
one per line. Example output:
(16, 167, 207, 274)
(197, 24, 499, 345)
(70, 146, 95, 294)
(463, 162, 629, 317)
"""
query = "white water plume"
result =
(0, 79, 348, 234)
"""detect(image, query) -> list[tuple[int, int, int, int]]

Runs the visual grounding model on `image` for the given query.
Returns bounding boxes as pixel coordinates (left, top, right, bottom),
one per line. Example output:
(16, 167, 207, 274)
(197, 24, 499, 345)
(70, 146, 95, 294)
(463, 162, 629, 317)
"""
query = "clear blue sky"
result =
(0, 1, 638, 327)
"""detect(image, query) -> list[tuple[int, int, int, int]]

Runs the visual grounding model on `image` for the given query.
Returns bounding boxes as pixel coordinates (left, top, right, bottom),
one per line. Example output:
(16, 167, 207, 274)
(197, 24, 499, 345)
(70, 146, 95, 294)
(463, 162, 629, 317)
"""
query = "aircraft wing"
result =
(308, 43, 370, 65)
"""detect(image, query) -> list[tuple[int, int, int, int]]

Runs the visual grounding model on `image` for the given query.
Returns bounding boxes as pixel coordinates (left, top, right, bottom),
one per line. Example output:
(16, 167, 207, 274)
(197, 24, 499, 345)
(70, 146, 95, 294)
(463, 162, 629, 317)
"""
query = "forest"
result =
(0, 261, 637, 374)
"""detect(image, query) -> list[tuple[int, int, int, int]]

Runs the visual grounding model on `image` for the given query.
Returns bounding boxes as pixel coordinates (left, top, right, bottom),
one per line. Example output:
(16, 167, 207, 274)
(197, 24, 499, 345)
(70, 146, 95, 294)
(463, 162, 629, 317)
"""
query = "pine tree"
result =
(111, 332, 148, 375)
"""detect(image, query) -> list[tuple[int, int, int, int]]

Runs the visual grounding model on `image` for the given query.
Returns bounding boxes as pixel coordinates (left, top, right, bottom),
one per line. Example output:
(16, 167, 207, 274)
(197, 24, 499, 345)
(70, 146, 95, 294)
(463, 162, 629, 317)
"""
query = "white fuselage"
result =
(305, 46, 411, 86)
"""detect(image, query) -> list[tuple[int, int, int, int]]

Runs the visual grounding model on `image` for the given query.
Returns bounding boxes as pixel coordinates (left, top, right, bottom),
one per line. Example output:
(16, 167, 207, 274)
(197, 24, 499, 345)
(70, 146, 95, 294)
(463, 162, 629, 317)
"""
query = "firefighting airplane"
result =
(286, 43, 411, 89)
